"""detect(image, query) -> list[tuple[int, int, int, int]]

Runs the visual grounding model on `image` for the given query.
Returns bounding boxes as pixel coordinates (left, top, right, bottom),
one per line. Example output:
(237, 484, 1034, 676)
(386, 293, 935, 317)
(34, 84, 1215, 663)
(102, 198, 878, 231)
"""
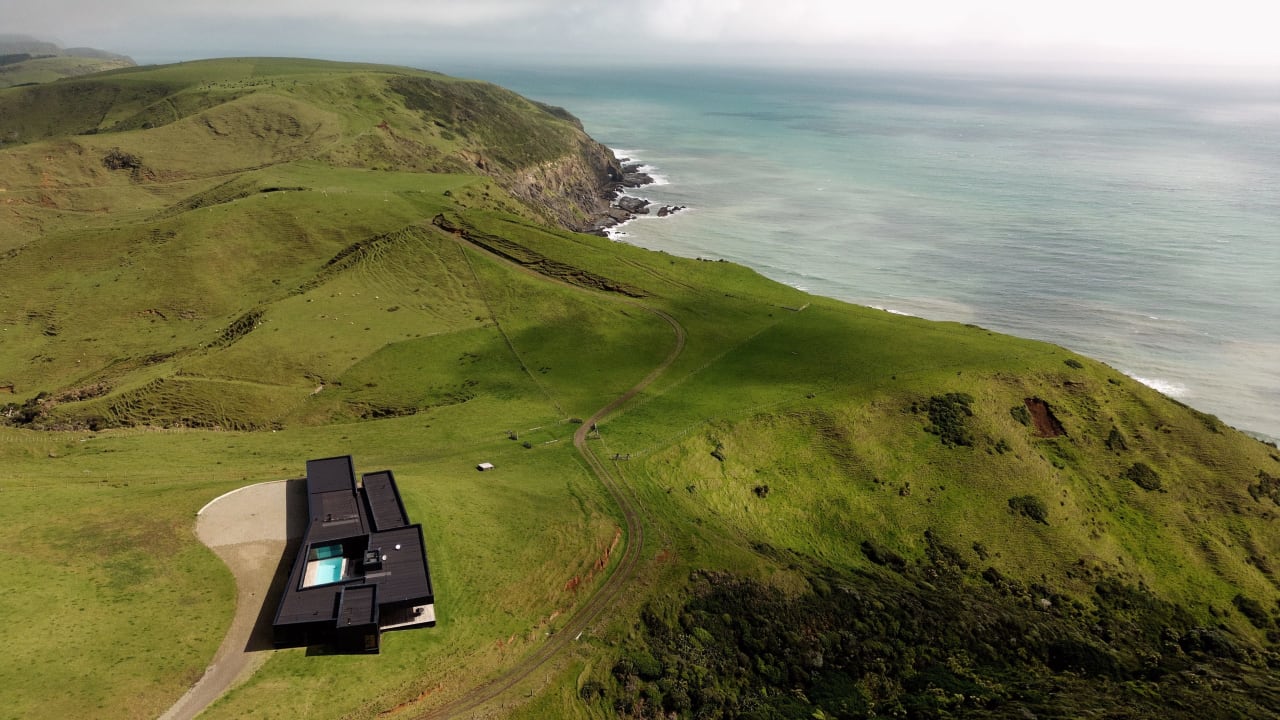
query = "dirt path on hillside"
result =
(406, 228, 687, 719)
(159, 479, 306, 720)
(163, 225, 685, 720)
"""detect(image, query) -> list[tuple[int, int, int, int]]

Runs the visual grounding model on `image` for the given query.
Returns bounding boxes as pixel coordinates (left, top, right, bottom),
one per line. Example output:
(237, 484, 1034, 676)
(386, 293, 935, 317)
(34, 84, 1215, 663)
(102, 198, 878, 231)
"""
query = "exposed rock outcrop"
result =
(616, 196, 650, 214)
(503, 135, 625, 233)
(619, 161, 654, 188)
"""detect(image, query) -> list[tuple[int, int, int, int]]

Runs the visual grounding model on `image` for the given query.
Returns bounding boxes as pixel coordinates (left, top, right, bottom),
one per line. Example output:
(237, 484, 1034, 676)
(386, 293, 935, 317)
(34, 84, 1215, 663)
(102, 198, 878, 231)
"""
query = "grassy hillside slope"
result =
(1, 58, 1277, 720)
(0, 55, 136, 88)
(0, 36, 135, 89)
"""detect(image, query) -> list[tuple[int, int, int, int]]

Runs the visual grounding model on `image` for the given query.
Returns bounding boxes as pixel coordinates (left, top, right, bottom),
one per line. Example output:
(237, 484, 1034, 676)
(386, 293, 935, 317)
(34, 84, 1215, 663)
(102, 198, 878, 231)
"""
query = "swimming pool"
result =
(302, 543, 348, 587)
(313, 556, 345, 584)
(314, 543, 343, 559)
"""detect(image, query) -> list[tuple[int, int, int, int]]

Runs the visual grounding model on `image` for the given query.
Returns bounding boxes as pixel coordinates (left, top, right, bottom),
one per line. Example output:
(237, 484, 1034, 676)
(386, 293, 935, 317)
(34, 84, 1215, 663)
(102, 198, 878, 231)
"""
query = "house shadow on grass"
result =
(244, 477, 308, 653)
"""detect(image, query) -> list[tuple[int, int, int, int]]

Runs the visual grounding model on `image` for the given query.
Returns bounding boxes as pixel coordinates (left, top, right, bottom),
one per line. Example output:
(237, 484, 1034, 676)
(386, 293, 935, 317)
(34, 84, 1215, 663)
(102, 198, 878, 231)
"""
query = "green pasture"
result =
(0, 55, 134, 89)
(2, 57, 1279, 719)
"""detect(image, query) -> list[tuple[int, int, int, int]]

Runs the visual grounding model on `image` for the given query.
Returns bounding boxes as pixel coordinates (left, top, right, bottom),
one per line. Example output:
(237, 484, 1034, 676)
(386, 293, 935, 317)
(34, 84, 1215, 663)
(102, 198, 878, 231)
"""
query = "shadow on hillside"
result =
(244, 477, 307, 652)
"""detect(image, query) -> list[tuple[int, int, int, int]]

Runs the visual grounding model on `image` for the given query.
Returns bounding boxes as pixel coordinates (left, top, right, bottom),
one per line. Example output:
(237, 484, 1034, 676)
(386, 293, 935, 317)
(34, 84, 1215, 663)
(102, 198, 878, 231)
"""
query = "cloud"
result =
(11, 0, 1280, 73)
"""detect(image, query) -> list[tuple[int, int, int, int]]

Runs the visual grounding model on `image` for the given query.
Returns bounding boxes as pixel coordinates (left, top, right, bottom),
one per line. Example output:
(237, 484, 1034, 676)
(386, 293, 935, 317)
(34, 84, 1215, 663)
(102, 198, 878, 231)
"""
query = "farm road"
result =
(159, 479, 306, 720)
(407, 227, 687, 718)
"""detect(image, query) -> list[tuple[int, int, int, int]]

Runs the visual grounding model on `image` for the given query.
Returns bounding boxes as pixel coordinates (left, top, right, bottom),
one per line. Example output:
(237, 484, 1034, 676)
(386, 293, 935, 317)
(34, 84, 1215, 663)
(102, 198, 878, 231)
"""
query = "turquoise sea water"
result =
(449, 65, 1280, 441)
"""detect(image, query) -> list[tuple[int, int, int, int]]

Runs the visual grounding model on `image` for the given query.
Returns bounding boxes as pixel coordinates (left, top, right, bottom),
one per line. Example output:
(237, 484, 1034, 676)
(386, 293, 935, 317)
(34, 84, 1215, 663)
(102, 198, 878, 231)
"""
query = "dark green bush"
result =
(924, 393, 975, 446)
(1123, 462, 1162, 491)
(1046, 638, 1119, 677)
(1233, 594, 1271, 628)
(860, 539, 906, 570)
(630, 650, 663, 680)
(1009, 494, 1049, 524)
(1011, 404, 1031, 426)
(1106, 427, 1128, 452)
(1248, 470, 1280, 504)
(579, 680, 605, 701)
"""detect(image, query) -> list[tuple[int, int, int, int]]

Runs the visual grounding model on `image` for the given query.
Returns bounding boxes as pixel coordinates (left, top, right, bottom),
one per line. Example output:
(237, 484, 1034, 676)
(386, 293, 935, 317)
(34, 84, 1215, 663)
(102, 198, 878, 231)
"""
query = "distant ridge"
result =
(0, 34, 134, 87)
(0, 33, 61, 56)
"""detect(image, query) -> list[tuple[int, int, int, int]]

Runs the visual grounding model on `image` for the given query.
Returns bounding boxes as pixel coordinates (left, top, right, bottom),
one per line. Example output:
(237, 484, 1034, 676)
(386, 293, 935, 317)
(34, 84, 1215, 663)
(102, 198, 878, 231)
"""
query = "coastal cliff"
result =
(505, 135, 622, 231)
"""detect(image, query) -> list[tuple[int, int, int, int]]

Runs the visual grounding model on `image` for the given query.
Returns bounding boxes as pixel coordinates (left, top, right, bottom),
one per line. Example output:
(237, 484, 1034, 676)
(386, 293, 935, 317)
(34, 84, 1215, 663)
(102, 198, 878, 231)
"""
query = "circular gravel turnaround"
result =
(160, 478, 306, 720)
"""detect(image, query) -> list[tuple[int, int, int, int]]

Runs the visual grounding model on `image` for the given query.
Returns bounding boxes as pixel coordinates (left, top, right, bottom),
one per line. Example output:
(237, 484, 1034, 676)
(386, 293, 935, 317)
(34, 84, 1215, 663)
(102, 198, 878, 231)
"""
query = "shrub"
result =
(924, 393, 975, 446)
(1248, 470, 1280, 504)
(101, 147, 143, 170)
(579, 680, 605, 701)
(1010, 404, 1031, 426)
(860, 539, 907, 570)
(1123, 462, 1162, 491)
(1009, 495, 1049, 524)
(1046, 638, 1119, 677)
(631, 650, 663, 680)
(1106, 427, 1128, 452)
(1232, 594, 1271, 629)
(972, 541, 990, 561)
(1064, 358, 1084, 369)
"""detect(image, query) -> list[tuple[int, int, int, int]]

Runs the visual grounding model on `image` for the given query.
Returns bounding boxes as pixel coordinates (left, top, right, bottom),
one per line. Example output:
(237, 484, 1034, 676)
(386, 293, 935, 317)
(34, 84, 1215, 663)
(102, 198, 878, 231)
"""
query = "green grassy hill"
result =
(2, 58, 1278, 719)
(0, 35, 135, 88)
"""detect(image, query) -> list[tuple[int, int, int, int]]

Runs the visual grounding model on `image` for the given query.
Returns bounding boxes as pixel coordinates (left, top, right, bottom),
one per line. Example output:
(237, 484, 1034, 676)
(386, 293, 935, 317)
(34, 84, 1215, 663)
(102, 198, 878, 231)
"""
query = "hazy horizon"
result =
(7, 1, 1280, 82)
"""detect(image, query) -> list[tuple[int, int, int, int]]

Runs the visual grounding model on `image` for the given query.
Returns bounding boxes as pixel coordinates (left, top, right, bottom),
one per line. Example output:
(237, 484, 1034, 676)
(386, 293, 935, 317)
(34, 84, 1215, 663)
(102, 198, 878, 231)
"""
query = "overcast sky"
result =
(9, 0, 1280, 78)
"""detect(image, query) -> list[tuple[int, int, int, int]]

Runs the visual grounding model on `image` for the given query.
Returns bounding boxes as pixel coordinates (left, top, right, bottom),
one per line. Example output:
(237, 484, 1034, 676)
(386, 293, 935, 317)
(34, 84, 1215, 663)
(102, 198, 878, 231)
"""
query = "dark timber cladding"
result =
(272, 455, 435, 653)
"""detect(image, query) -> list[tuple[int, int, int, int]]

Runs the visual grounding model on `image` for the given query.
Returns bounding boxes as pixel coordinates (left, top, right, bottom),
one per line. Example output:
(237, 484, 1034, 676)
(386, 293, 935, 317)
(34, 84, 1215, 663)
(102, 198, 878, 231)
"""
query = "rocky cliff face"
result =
(502, 134, 622, 232)
(384, 74, 623, 233)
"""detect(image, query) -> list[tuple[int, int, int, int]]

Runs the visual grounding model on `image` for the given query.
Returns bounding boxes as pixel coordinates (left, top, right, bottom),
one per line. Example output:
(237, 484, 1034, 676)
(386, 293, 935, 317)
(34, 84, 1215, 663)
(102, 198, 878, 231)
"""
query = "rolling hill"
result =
(1, 58, 1278, 720)
(0, 34, 135, 88)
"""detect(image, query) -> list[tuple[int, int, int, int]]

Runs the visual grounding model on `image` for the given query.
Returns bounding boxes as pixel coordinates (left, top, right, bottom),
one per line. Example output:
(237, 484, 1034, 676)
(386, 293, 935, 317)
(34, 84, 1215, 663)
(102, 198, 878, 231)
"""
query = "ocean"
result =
(445, 64, 1280, 442)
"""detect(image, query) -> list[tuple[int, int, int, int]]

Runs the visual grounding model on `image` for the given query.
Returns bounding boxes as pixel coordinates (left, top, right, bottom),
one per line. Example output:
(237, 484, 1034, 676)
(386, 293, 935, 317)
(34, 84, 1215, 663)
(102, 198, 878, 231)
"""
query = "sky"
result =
(7, 0, 1280, 78)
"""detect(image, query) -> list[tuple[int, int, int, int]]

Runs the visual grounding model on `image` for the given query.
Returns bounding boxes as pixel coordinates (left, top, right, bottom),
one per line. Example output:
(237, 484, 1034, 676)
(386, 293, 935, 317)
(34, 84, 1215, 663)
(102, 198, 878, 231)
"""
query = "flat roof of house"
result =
(361, 470, 410, 532)
(273, 456, 433, 631)
(338, 585, 378, 628)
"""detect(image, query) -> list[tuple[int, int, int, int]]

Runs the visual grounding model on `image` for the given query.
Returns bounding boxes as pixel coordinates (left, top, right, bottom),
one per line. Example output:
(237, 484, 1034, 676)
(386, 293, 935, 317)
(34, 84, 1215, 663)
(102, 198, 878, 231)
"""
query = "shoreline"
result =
(587, 154, 1279, 447)
(588, 149, 686, 236)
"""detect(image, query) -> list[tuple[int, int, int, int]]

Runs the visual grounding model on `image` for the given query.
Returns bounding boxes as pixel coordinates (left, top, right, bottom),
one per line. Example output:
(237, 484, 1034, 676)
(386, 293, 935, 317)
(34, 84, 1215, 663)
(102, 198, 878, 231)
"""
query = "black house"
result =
(272, 456, 435, 653)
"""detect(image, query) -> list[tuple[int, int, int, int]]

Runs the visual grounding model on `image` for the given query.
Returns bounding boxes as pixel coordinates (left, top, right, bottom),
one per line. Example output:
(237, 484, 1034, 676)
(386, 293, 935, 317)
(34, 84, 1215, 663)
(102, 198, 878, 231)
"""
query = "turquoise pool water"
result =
(315, 543, 343, 560)
(314, 556, 344, 584)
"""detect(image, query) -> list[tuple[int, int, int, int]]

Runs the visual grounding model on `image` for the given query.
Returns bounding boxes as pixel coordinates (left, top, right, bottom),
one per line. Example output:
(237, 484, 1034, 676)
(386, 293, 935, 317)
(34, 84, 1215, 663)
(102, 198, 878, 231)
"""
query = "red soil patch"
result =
(565, 527, 624, 593)
(595, 528, 622, 571)
(1024, 397, 1066, 438)
(377, 684, 442, 717)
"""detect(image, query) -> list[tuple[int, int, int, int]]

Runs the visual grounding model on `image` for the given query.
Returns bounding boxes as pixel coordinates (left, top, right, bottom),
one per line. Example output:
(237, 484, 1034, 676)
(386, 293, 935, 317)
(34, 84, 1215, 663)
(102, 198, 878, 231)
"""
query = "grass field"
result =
(0, 55, 135, 89)
(2, 57, 1278, 719)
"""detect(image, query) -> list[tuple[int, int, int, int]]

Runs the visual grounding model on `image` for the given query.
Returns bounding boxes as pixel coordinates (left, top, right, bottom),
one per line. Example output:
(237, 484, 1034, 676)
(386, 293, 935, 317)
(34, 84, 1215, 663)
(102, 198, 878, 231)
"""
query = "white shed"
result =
(477, 462, 495, 471)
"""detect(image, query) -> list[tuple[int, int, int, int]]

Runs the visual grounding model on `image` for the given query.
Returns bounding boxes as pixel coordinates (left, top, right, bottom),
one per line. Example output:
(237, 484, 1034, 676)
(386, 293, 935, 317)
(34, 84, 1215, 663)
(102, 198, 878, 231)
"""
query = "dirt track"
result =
(159, 479, 306, 720)
(408, 229, 687, 718)
(163, 225, 686, 719)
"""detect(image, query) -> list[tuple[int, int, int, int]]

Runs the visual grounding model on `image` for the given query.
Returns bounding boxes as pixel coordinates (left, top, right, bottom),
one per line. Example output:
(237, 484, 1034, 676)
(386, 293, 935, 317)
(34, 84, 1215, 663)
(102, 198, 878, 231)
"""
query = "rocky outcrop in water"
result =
(619, 161, 654, 188)
(617, 196, 650, 214)
(582, 156, 690, 235)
